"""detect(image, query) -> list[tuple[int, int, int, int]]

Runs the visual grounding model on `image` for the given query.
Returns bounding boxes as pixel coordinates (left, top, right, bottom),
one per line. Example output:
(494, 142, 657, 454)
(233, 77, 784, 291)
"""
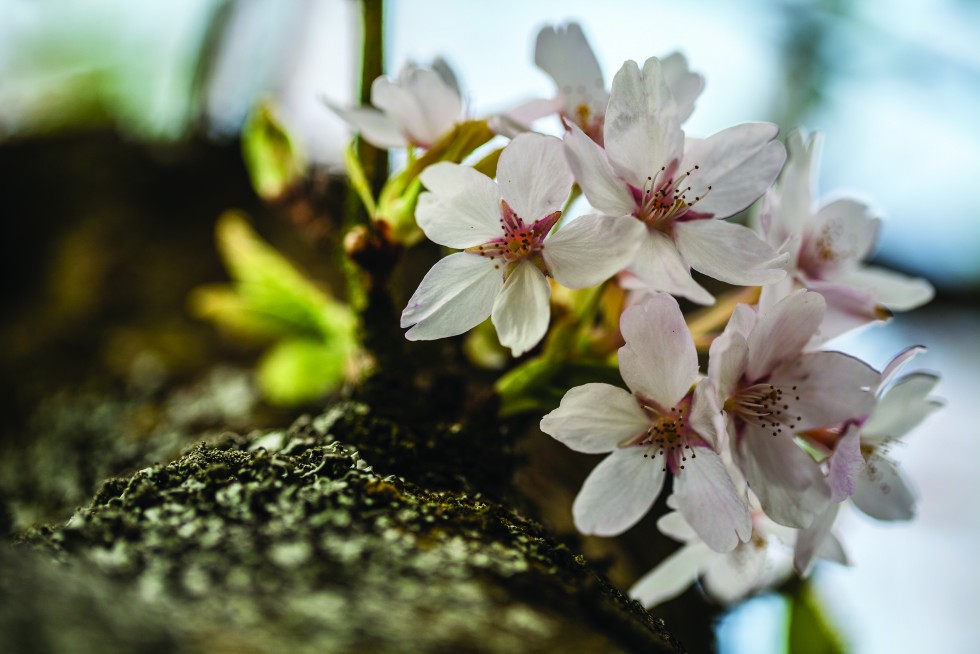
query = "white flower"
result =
(707, 290, 880, 528)
(540, 293, 750, 551)
(499, 23, 704, 143)
(401, 133, 644, 356)
(327, 59, 464, 149)
(564, 58, 788, 304)
(629, 496, 847, 608)
(757, 130, 934, 341)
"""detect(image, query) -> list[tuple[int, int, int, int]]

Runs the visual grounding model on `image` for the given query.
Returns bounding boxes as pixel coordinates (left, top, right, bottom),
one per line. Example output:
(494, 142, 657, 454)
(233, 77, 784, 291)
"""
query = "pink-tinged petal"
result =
(708, 305, 755, 401)
(673, 219, 788, 286)
(416, 163, 503, 248)
(573, 447, 666, 536)
(544, 214, 644, 289)
(853, 456, 916, 521)
(490, 260, 551, 356)
(757, 275, 799, 317)
(402, 253, 502, 340)
(794, 503, 840, 576)
(540, 383, 650, 454)
(656, 510, 698, 542)
(534, 23, 605, 116)
(326, 104, 408, 149)
(827, 425, 864, 502)
(689, 379, 724, 450)
(563, 123, 636, 216)
(629, 542, 714, 608)
(746, 290, 825, 382)
(628, 229, 714, 305)
(808, 199, 880, 265)
(604, 58, 684, 188)
(863, 373, 943, 442)
(771, 351, 879, 430)
(734, 428, 831, 528)
(680, 123, 785, 218)
(803, 278, 881, 343)
(497, 133, 573, 221)
(702, 541, 771, 604)
(618, 293, 698, 406)
(660, 51, 703, 123)
(673, 448, 751, 552)
(831, 265, 935, 312)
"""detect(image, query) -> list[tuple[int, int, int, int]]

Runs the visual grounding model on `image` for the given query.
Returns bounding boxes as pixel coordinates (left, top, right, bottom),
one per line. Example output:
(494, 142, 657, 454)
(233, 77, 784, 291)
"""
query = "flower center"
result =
(465, 200, 561, 274)
(619, 392, 701, 473)
(571, 103, 605, 146)
(797, 219, 861, 280)
(724, 382, 803, 437)
(630, 161, 711, 230)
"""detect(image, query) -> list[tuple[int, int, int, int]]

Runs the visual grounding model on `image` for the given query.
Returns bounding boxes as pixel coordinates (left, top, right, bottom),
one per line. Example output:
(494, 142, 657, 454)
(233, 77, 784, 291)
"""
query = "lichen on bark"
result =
(9, 398, 685, 653)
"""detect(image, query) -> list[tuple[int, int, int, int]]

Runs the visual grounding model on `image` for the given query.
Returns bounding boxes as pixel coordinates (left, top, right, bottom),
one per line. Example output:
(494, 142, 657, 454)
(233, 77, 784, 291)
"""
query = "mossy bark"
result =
(9, 399, 685, 653)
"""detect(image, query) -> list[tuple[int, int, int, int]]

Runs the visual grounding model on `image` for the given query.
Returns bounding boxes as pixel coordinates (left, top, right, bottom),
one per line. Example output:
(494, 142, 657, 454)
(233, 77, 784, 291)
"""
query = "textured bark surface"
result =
(8, 401, 685, 653)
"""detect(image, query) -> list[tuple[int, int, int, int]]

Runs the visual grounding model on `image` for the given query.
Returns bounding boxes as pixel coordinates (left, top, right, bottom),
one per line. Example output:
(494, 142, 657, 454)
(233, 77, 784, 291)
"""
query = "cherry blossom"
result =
(630, 494, 845, 608)
(706, 290, 880, 528)
(500, 23, 703, 144)
(328, 59, 464, 149)
(757, 130, 934, 341)
(401, 132, 644, 356)
(540, 293, 750, 551)
(564, 58, 788, 304)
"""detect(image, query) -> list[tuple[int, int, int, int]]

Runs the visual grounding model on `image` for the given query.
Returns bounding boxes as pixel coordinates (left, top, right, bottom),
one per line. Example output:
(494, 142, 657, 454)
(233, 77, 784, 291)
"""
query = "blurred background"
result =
(1, 1, 978, 652)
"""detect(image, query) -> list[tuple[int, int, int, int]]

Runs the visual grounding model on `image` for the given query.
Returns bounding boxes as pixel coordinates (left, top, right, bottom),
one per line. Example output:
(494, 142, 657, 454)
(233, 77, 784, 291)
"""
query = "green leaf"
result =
(257, 338, 348, 406)
(208, 211, 354, 343)
(242, 101, 305, 201)
(787, 582, 847, 654)
(496, 356, 621, 416)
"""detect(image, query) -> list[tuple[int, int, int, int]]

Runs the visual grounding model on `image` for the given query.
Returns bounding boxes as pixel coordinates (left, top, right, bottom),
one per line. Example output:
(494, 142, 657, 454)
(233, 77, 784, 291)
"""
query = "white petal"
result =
(618, 293, 698, 406)
(878, 345, 927, 389)
(604, 58, 684, 188)
(832, 265, 935, 312)
(689, 379, 724, 450)
(491, 260, 551, 356)
(673, 219, 788, 286)
(629, 542, 714, 608)
(702, 541, 770, 604)
(656, 510, 698, 542)
(540, 383, 650, 454)
(772, 351, 880, 430)
(863, 373, 943, 440)
(794, 503, 840, 575)
(809, 199, 880, 265)
(402, 253, 502, 340)
(746, 289, 825, 382)
(852, 457, 917, 521)
(660, 51, 704, 123)
(417, 163, 503, 248)
(573, 447, 666, 536)
(544, 214, 644, 288)
(827, 425, 864, 502)
(326, 104, 408, 149)
(628, 229, 714, 305)
(497, 133, 572, 222)
(374, 66, 460, 147)
(563, 123, 636, 216)
(734, 429, 831, 528)
(681, 123, 785, 218)
(534, 23, 606, 116)
(708, 323, 750, 401)
(804, 278, 881, 343)
(673, 447, 752, 552)
(773, 130, 820, 239)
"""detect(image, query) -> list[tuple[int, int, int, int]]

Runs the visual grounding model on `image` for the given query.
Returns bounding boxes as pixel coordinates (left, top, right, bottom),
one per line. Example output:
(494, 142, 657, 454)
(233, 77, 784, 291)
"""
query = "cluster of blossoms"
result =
(332, 22, 941, 608)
